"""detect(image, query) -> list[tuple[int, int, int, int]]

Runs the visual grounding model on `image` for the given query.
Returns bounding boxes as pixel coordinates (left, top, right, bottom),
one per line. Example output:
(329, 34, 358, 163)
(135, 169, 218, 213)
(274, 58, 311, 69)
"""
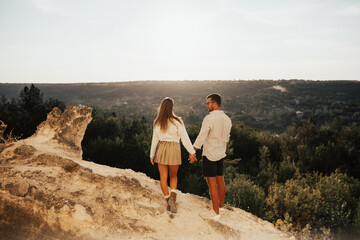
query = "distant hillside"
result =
(1, 80, 359, 132)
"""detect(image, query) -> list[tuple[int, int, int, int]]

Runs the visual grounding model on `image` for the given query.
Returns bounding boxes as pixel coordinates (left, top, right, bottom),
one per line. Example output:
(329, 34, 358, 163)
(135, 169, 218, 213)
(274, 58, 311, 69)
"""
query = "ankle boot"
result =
(168, 192, 177, 213)
(166, 197, 170, 211)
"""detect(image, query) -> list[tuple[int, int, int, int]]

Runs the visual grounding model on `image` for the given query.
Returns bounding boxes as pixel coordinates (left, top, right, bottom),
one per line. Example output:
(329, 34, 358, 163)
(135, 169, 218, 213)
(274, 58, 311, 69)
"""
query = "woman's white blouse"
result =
(150, 118, 195, 158)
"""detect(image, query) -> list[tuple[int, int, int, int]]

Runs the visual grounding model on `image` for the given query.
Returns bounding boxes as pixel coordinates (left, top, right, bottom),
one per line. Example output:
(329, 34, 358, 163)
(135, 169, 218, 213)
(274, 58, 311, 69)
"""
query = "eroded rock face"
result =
(0, 137, 160, 239)
(29, 106, 93, 158)
(0, 153, 158, 240)
(0, 106, 96, 239)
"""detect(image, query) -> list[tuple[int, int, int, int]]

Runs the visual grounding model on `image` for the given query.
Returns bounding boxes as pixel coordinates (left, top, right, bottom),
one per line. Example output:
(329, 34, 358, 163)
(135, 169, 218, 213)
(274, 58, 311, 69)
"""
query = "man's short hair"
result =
(207, 93, 221, 106)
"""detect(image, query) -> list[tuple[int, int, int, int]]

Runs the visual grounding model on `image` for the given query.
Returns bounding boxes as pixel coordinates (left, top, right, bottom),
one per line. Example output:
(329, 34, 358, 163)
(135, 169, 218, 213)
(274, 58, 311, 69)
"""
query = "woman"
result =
(150, 97, 196, 213)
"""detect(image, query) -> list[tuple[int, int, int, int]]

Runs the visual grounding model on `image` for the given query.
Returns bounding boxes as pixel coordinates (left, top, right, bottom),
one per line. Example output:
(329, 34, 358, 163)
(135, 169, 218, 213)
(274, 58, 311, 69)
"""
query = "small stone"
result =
(4, 179, 30, 197)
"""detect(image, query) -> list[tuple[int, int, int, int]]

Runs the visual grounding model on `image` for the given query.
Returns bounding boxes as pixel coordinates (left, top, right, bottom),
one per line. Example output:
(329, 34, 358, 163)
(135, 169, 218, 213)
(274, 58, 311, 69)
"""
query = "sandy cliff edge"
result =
(0, 106, 292, 240)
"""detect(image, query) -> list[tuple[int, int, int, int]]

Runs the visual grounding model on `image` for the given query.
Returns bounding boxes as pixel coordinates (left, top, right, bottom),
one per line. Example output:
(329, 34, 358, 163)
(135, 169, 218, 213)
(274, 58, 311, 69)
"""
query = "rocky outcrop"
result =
(0, 106, 291, 240)
(26, 106, 93, 159)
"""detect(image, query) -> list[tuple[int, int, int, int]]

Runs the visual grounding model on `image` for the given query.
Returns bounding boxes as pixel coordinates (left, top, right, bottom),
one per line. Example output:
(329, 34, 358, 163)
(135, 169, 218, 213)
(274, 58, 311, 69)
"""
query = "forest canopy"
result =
(1, 82, 359, 239)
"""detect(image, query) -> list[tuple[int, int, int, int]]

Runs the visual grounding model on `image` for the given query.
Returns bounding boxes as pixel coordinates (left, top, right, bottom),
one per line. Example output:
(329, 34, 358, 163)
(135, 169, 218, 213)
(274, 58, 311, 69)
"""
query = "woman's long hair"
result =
(154, 97, 182, 132)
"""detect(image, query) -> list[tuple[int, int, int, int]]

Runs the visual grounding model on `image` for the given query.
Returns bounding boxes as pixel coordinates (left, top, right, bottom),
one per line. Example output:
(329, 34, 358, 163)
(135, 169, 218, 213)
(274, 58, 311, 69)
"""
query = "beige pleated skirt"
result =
(154, 141, 181, 165)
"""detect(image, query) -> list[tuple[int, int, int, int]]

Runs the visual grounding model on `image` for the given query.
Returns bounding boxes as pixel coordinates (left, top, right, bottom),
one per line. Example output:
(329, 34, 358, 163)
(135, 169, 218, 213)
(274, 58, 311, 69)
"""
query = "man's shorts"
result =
(202, 156, 224, 177)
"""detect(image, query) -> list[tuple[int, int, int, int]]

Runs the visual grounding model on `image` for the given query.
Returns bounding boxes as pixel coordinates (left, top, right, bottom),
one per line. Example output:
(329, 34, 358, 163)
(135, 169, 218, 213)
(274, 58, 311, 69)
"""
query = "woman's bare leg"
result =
(169, 165, 179, 190)
(158, 164, 169, 196)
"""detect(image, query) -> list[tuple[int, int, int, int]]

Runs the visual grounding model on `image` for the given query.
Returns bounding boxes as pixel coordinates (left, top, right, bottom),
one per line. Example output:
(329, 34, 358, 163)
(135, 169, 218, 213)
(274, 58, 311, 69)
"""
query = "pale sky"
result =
(0, 0, 359, 83)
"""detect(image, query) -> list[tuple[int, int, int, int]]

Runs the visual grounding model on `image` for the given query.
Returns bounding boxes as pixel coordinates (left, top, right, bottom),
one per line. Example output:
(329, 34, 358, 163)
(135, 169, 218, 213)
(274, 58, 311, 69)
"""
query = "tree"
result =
(229, 122, 262, 176)
(18, 84, 46, 137)
(0, 84, 66, 139)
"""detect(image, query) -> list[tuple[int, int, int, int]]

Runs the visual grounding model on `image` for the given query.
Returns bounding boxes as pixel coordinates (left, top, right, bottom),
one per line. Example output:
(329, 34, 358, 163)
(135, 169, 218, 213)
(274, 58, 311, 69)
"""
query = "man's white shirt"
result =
(193, 110, 232, 161)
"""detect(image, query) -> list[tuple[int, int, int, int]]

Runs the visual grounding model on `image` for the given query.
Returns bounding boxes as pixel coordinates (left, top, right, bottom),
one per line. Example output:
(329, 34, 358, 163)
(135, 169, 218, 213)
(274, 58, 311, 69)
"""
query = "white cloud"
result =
(30, 0, 66, 15)
(220, 7, 302, 26)
(340, 3, 360, 16)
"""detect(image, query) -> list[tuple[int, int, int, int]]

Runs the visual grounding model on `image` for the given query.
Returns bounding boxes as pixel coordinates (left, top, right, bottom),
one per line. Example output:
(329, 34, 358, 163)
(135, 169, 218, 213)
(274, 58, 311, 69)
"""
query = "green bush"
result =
(277, 158, 299, 183)
(313, 172, 360, 233)
(256, 146, 278, 192)
(226, 174, 266, 218)
(256, 145, 300, 192)
(257, 131, 282, 163)
(0, 120, 6, 142)
(279, 120, 360, 179)
(229, 123, 262, 176)
(265, 172, 360, 236)
(179, 172, 208, 197)
(353, 200, 360, 236)
(265, 175, 322, 231)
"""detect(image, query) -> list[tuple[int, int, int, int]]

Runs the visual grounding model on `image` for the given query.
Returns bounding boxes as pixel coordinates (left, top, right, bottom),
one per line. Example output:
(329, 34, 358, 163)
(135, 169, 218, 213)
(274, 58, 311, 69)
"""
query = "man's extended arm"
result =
(193, 116, 211, 150)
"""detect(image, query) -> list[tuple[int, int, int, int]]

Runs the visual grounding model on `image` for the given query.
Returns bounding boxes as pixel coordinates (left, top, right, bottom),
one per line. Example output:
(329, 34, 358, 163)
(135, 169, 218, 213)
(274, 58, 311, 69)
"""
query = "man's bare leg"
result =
(207, 177, 220, 214)
(216, 175, 226, 208)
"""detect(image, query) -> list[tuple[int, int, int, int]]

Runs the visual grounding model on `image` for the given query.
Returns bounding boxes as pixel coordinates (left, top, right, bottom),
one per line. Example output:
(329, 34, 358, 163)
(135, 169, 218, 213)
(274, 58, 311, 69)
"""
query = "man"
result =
(192, 93, 232, 220)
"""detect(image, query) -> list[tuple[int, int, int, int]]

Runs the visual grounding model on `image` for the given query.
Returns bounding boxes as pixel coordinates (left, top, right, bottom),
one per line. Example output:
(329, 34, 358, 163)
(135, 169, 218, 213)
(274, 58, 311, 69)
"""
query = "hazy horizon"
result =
(1, 0, 359, 83)
(1, 79, 360, 85)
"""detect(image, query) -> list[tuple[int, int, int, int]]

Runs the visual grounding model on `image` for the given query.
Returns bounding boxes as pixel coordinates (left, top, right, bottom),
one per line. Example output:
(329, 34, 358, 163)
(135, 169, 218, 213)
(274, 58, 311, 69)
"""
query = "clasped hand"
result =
(188, 153, 197, 163)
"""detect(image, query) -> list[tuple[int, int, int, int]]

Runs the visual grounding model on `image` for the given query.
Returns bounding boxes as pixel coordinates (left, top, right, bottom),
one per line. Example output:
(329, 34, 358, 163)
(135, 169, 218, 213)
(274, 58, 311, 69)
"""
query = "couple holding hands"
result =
(150, 93, 232, 220)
